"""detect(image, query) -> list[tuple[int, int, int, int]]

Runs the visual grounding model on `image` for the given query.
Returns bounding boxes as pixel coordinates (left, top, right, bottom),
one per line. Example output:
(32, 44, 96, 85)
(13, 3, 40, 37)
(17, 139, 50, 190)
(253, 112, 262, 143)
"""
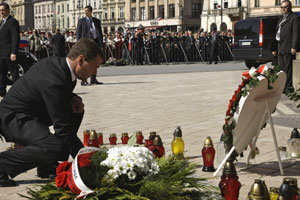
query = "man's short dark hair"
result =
(282, 0, 292, 8)
(0, 2, 10, 10)
(67, 38, 103, 62)
(85, 5, 92, 11)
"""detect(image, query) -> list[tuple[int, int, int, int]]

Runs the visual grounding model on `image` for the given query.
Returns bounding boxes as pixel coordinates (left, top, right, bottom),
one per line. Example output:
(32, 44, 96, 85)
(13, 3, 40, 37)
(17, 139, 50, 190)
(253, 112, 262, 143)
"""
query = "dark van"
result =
(232, 16, 280, 69)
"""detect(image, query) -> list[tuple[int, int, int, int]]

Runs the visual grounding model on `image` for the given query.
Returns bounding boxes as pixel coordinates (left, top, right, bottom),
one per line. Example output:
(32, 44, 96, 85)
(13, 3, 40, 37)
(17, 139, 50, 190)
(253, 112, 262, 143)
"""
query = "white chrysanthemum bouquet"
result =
(101, 146, 160, 181)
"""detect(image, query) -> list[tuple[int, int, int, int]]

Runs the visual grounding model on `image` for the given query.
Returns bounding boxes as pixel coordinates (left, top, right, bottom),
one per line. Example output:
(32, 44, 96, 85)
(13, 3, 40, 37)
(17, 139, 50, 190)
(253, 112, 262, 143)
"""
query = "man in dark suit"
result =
(76, 5, 103, 85)
(0, 38, 103, 186)
(51, 28, 65, 57)
(0, 2, 20, 97)
(273, 0, 299, 92)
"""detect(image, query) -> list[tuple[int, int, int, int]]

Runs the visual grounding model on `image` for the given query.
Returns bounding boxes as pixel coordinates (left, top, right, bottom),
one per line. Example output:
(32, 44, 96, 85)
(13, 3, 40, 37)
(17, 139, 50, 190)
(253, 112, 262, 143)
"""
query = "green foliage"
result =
(286, 86, 300, 108)
(22, 156, 221, 200)
(80, 151, 109, 189)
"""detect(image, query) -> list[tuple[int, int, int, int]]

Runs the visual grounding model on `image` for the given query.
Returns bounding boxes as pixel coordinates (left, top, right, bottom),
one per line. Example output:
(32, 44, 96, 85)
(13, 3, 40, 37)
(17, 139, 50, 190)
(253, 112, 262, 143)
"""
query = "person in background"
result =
(76, 5, 103, 86)
(51, 28, 66, 57)
(0, 2, 20, 97)
(272, 0, 299, 93)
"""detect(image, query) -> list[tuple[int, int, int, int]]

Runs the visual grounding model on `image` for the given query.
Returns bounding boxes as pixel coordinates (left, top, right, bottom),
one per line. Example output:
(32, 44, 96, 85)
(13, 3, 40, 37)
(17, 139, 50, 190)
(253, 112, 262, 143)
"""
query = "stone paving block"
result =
(0, 70, 299, 199)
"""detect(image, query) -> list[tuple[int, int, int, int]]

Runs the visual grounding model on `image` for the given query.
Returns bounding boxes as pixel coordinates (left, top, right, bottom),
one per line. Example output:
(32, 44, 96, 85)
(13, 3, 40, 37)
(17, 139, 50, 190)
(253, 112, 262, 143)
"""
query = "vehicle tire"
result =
(6, 63, 28, 84)
(245, 61, 260, 69)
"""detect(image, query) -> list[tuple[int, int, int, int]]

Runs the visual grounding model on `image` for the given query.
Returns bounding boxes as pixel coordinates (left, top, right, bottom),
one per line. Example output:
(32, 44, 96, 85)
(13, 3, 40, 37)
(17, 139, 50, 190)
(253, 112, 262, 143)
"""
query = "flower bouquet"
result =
(221, 64, 282, 159)
(22, 146, 221, 200)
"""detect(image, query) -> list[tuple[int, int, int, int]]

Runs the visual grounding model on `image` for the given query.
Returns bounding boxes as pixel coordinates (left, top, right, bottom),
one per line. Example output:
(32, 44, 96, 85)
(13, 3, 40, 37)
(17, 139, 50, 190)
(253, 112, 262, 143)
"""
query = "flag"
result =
(157, 17, 163, 21)
(19, 36, 28, 48)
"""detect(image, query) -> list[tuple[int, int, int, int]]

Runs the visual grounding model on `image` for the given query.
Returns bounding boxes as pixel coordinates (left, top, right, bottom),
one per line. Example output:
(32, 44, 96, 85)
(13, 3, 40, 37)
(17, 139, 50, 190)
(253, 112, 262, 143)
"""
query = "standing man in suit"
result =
(0, 38, 103, 186)
(76, 5, 103, 85)
(0, 2, 20, 97)
(51, 28, 66, 57)
(273, 0, 299, 92)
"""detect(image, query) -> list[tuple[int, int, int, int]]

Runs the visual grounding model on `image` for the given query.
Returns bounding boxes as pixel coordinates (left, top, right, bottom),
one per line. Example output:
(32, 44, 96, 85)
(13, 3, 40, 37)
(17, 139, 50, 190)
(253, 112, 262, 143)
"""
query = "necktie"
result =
(0, 20, 4, 29)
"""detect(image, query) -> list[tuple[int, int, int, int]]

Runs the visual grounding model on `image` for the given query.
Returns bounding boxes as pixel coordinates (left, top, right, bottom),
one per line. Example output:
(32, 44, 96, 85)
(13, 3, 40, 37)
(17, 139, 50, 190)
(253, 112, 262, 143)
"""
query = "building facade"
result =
(34, 0, 54, 31)
(124, 0, 202, 32)
(10, 0, 34, 30)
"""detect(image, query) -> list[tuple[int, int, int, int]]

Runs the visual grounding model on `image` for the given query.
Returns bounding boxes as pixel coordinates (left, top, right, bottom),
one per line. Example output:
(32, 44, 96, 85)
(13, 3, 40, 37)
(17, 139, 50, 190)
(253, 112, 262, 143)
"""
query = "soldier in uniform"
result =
(132, 24, 145, 65)
(150, 31, 161, 64)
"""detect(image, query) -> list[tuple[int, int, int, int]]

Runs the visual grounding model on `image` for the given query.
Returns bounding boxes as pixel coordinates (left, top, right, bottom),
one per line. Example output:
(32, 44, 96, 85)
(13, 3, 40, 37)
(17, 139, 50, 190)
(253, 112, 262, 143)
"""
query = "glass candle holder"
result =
(136, 131, 144, 144)
(121, 133, 129, 144)
(98, 132, 103, 145)
(83, 130, 90, 146)
(109, 133, 117, 145)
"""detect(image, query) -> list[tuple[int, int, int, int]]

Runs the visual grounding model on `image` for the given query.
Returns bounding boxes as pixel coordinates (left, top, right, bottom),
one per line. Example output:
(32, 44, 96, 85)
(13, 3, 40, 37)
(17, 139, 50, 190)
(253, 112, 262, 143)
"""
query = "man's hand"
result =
(71, 96, 84, 113)
(272, 51, 277, 56)
(10, 54, 16, 61)
(291, 48, 296, 55)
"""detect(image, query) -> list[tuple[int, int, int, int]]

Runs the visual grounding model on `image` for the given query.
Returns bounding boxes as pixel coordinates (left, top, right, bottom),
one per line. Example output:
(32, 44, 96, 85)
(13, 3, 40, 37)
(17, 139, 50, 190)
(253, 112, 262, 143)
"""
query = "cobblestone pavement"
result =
(0, 69, 299, 199)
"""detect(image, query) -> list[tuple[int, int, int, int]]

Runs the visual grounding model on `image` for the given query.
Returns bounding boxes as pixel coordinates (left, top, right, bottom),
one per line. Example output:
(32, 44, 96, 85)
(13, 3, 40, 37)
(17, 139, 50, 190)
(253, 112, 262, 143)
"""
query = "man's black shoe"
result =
(81, 81, 90, 86)
(37, 162, 59, 179)
(90, 80, 103, 85)
(0, 168, 16, 187)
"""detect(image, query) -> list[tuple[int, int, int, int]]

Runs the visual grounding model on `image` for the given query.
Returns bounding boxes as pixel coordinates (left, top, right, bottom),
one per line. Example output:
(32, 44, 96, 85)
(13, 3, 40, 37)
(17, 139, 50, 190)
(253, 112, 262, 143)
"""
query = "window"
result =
(224, 1, 228, 8)
(159, 5, 164, 18)
(67, 17, 69, 28)
(238, 0, 242, 7)
(73, 16, 75, 26)
(67, 4, 69, 12)
(255, 0, 260, 7)
(104, 8, 107, 19)
(131, 8, 136, 21)
(94, 0, 96, 8)
(275, 0, 281, 5)
(192, 3, 201, 18)
(140, 7, 145, 20)
(111, 7, 115, 19)
(213, 3, 218, 9)
(98, 0, 102, 8)
(62, 4, 64, 13)
(62, 18, 64, 28)
(58, 19, 60, 28)
(119, 7, 124, 18)
(149, 6, 154, 19)
(169, 4, 175, 18)
(295, 0, 300, 6)
(57, 5, 60, 14)
(132, 0, 136, 2)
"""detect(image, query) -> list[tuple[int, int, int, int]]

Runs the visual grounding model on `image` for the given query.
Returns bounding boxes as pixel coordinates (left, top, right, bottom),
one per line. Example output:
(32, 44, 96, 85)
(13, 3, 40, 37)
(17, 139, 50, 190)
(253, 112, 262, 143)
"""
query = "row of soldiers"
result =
(113, 27, 234, 65)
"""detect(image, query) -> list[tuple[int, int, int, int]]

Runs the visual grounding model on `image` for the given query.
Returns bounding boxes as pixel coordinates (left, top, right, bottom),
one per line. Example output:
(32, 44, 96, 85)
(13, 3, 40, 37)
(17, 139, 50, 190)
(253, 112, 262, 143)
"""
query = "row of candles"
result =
(82, 127, 300, 200)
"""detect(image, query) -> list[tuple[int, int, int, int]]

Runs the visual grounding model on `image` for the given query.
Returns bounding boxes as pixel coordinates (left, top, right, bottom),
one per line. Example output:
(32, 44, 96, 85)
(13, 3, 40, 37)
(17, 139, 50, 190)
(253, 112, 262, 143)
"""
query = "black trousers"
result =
(278, 53, 295, 92)
(0, 56, 19, 90)
(0, 110, 84, 178)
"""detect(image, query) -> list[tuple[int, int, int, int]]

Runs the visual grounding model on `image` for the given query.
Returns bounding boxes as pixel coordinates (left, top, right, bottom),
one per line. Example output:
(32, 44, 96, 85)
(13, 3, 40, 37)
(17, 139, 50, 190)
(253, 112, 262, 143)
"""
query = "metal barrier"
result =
(28, 37, 234, 65)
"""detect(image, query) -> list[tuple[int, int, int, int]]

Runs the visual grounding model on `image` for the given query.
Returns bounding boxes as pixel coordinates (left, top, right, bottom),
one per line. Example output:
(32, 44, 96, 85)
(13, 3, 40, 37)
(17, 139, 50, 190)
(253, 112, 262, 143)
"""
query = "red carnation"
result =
(77, 152, 94, 168)
(56, 171, 69, 189)
(56, 161, 72, 175)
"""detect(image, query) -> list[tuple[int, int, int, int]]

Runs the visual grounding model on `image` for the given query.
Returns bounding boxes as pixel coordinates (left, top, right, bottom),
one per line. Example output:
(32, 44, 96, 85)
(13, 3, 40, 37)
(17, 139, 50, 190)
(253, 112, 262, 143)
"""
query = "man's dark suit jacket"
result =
(0, 57, 79, 143)
(76, 17, 103, 47)
(0, 15, 20, 58)
(276, 12, 299, 54)
(51, 32, 66, 56)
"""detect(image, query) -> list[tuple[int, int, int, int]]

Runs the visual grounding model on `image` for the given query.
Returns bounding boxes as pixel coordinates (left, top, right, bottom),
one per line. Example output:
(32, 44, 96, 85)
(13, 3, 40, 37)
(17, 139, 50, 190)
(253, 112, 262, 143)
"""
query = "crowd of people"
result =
(19, 27, 234, 65)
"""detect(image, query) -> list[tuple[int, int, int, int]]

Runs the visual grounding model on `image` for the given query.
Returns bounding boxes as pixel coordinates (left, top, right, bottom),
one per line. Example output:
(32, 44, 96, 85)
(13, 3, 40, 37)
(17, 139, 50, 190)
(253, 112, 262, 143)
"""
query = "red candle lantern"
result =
(136, 131, 144, 144)
(109, 133, 117, 145)
(144, 139, 154, 148)
(97, 132, 103, 145)
(83, 130, 90, 146)
(149, 131, 157, 140)
(151, 135, 165, 158)
(88, 130, 100, 148)
(202, 136, 216, 172)
(219, 160, 241, 200)
(121, 132, 129, 144)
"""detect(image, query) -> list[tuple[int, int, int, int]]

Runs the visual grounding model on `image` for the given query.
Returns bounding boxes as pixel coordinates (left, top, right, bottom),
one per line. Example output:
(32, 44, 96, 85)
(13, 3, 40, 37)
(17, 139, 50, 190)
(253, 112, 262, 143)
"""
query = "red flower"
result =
(77, 152, 94, 168)
(56, 161, 72, 175)
(56, 171, 69, 189)
(237, 86, 241, 94)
